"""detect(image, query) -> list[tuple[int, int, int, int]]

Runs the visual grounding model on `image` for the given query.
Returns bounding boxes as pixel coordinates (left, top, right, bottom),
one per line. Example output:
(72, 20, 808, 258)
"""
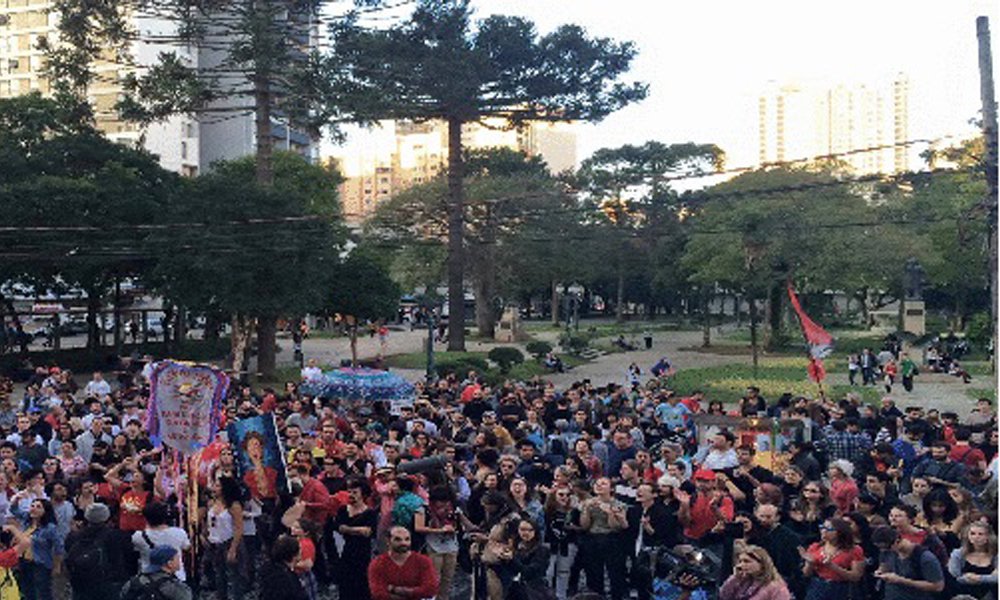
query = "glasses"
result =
(804, 488, 820, 493)
(819, 524, 834, 531)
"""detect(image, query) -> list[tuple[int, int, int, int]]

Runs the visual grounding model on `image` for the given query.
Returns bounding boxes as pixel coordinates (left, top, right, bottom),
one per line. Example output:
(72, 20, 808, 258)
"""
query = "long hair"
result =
(736, 544, 785, 587)
(514, 515, 542, 555)
(923, 487, 959, 524)
(827, 517, 855, 550)
(31, 498, 56, 527)
(960, 521, 998, 558)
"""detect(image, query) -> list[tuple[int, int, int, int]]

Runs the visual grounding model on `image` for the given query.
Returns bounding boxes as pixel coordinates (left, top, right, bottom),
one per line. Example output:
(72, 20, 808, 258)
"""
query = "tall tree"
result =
(575, 141, 724, 321)
(366, 148, 567, 338)
(329, 0, 646, 350)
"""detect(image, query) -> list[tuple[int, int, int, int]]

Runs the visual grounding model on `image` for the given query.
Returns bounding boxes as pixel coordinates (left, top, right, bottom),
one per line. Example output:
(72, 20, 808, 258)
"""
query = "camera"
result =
(653, 546, 719, 590)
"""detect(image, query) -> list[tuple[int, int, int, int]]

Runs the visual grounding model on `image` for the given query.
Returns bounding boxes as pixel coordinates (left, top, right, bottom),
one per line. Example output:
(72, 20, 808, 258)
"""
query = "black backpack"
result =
(65, 529, 110, 585)
(122, 573, 173, 600)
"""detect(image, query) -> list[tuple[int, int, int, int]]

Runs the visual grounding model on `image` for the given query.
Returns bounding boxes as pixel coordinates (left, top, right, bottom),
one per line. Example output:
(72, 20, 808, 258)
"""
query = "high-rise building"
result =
(0, 1, 316, 176)
(331, 118, 577, 221)
(757, 74, 910, 175)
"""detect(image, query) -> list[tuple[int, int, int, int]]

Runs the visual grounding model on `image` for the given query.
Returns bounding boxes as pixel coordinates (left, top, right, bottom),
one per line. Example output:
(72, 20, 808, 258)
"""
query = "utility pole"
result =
(977, 16, 998, 374)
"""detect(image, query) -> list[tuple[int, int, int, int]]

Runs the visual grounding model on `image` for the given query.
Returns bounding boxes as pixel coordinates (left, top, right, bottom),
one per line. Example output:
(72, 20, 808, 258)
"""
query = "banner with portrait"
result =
(227, 414, 289, 497)
(147, 361, 229, 455)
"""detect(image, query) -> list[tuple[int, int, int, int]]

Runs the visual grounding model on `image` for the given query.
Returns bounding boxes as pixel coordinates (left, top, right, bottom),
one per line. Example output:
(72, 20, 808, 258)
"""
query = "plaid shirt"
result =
(822, 428, 873, 462)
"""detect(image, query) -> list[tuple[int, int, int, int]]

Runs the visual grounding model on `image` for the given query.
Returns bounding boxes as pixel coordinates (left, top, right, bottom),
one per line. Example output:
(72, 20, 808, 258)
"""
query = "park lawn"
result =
(383, 350, 589, 374)
(966, 387, 998, 402)
(668, 359, 883, 406)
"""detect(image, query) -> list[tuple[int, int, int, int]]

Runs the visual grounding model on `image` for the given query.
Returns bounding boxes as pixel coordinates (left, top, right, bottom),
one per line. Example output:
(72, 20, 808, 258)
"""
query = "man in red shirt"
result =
(677, 469, 734, 541)
(368, 526, 439, 600)
(294, 464, 331, 526)
(949, 427, 987, 471)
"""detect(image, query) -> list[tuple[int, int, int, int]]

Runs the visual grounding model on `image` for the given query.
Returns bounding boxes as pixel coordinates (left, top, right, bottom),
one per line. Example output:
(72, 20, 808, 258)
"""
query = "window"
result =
(181, 141, 188, 159)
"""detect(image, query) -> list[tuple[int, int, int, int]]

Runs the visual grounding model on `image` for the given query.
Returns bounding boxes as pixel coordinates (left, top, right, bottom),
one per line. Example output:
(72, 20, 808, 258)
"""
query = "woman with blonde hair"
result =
(719, 545, 792, 600)
(947, 521, 998, 600)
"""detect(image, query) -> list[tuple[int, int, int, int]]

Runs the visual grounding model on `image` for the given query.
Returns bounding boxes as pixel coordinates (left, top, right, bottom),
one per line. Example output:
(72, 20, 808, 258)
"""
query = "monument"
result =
(901, 258, 926, 335)
(494, 306, 525, 343)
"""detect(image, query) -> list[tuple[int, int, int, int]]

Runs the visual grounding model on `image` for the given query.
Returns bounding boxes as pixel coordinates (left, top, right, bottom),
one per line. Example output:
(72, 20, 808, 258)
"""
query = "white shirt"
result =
(301, 366, 323, 381)
(84, 379, 111, 398)
(133, 527, 192, 581)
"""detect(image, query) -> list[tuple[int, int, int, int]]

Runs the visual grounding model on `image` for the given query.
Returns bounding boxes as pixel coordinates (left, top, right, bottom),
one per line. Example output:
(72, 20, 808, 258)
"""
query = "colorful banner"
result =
(147, 361, 229, 455)
(227, 414, 289, 496)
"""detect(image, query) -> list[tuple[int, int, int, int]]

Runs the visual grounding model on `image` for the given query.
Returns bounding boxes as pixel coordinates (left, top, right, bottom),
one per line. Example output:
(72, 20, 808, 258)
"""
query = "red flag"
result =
(788, 283, 834, 382)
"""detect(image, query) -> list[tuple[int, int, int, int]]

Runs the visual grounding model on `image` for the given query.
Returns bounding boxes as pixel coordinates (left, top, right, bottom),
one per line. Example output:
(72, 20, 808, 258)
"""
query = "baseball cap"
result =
(692, 469, 717, 481)
(145, 545, 179, 573)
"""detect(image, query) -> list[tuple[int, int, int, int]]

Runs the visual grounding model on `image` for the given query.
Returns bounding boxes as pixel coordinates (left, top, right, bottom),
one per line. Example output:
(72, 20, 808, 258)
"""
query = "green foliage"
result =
(153, 151, 346, 321)
(559, 332, 591, 355)
(434, 355, 490, 379)
(525, 341, 553, 359)
(487, 346, 524, 373)
(966, 312, 992, 350)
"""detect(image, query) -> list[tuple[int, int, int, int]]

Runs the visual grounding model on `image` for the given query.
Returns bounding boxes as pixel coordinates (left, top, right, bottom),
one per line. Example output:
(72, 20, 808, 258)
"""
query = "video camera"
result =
(653, 546, 719, 590)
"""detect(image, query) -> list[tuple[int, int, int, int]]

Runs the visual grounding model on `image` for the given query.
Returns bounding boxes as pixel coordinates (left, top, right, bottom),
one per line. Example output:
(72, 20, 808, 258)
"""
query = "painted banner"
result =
(227, 414, 289, 497)
(147, 361, 229, 455)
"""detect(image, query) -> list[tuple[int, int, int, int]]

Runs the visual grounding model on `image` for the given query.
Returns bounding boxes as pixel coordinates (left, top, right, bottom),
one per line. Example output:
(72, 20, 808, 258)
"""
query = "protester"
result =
(0, 349, 994, 600)
(367, 526, 439, 600)
(119, 544, 192, 600)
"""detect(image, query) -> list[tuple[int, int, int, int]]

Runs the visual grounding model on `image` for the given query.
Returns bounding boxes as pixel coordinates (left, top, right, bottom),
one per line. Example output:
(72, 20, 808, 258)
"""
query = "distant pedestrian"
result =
(900, 353, 918, 392)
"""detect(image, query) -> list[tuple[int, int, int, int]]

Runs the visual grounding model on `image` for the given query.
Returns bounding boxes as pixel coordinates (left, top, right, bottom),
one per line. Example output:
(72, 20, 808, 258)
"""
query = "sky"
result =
(329, 0, 999, 175)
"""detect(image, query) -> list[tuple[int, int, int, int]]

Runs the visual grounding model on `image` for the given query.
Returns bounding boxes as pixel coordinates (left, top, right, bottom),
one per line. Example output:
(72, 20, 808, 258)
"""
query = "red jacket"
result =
(368, 552, 439, 600)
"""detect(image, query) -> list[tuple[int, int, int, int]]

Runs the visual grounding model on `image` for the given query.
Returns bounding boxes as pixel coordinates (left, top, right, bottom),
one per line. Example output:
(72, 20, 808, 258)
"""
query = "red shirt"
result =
(368, 552, 439, 600)
(806, 543, 864, 581)
(118, 490, 150, 531)
(295, 537, 316, 575)
(950, 444, 986, 469)
(683, 493, 734, 540)
(641, 466, 664, 484)
(300, 478, 332, 525)
(243, 467, 279, 501)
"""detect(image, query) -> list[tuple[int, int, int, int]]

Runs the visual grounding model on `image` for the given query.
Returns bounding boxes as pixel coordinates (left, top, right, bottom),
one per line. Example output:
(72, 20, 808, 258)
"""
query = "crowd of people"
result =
(0, 349, 995, 600)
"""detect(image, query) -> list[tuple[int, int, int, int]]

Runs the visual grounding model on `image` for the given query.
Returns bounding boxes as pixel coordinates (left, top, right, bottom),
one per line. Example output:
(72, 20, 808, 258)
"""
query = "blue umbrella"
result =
(301, 367, 416, 401)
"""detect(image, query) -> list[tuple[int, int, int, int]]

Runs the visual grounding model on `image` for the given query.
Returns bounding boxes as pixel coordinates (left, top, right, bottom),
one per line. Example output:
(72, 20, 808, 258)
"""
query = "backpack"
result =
(65, 529, 111, 585)
(122, 573, 173, 600)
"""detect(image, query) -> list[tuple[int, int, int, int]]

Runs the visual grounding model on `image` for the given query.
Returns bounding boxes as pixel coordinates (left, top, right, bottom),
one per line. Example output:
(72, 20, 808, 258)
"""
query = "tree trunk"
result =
(113, 279, 122, 353)
(616, 261, 626, 323)
(86, 289, 100, 352)
(349, 325, 359, 366)
(446, 116, 466, 351)
(551, 279, 560, 326)
(257, 315, 277, 380)
(250, 33, 275, 378)
(204, 313, 220, 341)
(702, 288, 711, 347)
(748, 293, 759, 377)
(175, 307, 187, 350)
(231, 313, 251, 383)
(475, 205, 497, 339)
(764, 280, 785, 351)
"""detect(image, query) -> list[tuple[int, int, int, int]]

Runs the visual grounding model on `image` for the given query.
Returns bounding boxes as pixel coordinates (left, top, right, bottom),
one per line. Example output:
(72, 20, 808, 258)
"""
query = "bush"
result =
(434, 356, 490, 379)
(525, 341, 553, 360)
(966, 312, 991, 350)
(487, 347, 525, 373)
(559, 332, 590, 355)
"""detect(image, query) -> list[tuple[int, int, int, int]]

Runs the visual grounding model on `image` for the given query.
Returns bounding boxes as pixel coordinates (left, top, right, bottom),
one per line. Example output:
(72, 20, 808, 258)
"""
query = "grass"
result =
(384, 351, 482, 370)
(666, 358, 883, 406)
(966, 387, 998, 402)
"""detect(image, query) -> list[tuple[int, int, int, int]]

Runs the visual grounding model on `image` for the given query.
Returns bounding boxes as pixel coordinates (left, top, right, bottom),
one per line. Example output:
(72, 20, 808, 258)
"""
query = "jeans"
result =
(582, 533, 628, 600)
(548, 543, 578, 600)
(18, 561, 52, 600)
(206, 541, 248, 600)
(429, 552, 457, 600)
(804, 579, 851, 600)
